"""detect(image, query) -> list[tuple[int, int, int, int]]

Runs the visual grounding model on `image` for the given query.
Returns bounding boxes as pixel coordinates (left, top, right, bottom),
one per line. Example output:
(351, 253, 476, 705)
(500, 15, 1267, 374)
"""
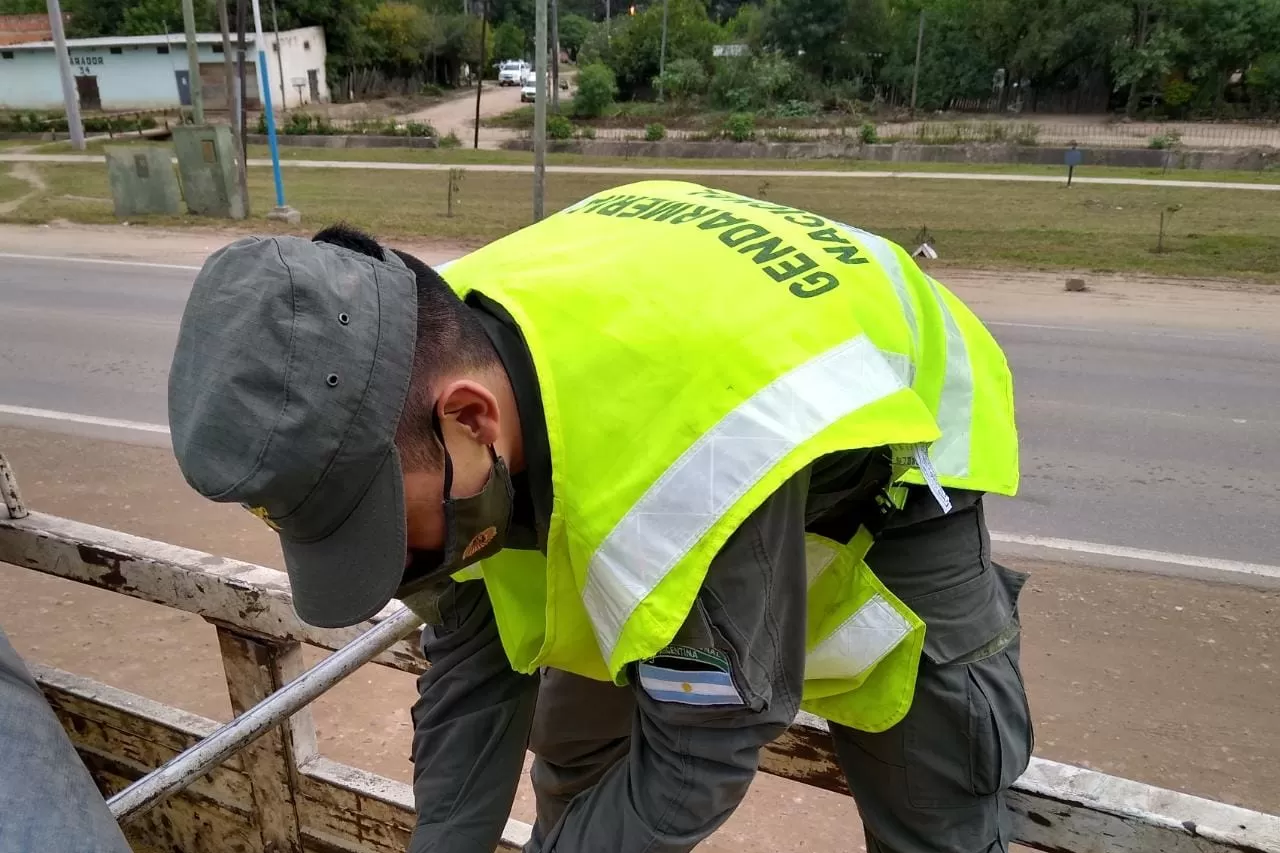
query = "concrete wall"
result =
(503, 138, 1279, 171)
(257, 26, 328, 110)
(0, 41, 259, 111)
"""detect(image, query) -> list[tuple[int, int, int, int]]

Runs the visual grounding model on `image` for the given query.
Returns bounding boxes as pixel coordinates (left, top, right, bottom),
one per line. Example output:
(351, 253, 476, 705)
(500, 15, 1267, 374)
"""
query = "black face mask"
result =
(399, 410, 514, 597)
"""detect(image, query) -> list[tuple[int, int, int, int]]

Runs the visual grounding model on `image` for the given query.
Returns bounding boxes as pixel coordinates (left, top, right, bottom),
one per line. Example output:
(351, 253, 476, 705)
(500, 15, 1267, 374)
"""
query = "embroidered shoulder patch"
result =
(637, 645, 745, 707)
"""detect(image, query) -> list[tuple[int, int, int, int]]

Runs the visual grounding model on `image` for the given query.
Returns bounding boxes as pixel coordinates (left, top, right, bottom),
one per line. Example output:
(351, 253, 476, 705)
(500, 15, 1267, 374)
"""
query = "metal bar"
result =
(0, 453, 28, 520)
(533, 0, 547, 220)
(106, 606, 423, 824)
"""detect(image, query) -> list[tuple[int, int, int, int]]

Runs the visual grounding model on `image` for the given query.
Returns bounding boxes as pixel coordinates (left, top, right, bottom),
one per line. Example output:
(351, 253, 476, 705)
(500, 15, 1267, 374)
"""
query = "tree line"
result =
(4, 0, 1278, 115)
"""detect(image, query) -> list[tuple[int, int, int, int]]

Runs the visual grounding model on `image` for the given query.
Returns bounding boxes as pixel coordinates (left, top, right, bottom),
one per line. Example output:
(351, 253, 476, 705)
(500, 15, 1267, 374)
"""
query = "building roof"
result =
(4, 27, 313, 51)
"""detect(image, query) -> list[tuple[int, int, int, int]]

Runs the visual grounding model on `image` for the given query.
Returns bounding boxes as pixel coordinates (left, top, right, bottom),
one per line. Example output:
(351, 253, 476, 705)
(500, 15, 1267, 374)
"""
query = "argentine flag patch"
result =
(637, 647, 745, 706)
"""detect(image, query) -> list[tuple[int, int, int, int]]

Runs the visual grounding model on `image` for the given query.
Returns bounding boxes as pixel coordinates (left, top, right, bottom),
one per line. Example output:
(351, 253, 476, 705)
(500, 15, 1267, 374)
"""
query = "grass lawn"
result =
(0, 167, 31, 203)
(234, 143, 1280, 185)
(24, 137, 1280, 185)
(4, 161, 1278, 283)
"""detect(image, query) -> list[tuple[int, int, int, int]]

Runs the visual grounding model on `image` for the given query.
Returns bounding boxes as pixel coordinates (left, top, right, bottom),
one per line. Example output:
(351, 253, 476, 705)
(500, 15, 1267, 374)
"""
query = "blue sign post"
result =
(251, 0, 300, 224)
(1065, 144, 1084, 187)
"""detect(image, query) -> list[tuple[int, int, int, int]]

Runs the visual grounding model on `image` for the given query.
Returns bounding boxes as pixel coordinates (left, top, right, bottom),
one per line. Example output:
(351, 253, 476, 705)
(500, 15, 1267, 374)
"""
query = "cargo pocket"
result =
(901, 559, 1032, 808)
(966, 644, 1033, 797)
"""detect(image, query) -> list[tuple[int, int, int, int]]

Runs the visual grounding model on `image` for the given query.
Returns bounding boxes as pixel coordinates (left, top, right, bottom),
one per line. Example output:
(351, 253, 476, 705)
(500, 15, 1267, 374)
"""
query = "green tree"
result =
(723, 3, 764, 44)
(61, 0, 133, 36)
(0, 0, 45, 13)
(1246, 52, 1280, 112)
(573, 61, 617, 116)
(763, 0, 889, 81)
(593, 0, 719, 97)
(271, 0, 381, 78)
(558, 12, 592, 59)
(119, 0, 216, 34)
(492, 19, 527, 60)
(365, 2, 431, 72)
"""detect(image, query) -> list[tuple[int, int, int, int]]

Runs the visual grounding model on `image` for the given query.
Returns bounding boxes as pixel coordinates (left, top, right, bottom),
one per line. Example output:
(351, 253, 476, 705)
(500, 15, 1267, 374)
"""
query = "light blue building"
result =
(0, 28, 328, 112)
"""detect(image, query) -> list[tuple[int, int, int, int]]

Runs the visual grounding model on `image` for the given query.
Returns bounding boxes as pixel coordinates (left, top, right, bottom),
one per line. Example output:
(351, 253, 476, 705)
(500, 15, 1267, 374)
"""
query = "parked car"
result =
(497, 60, 529, 86)
(521, 75, 538, 102)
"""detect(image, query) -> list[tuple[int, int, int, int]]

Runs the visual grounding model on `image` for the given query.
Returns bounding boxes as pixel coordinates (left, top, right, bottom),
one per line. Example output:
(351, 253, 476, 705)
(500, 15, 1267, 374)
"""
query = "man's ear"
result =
(437, 380, 501, 446)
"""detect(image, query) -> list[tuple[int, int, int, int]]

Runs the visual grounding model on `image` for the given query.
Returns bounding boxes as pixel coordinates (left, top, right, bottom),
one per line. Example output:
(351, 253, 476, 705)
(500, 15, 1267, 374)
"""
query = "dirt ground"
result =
(401, 81, 526, 148)
(3, 221, 1278, 334)
(1, 222, 1278, 849)
(0, 424, 1276, 853)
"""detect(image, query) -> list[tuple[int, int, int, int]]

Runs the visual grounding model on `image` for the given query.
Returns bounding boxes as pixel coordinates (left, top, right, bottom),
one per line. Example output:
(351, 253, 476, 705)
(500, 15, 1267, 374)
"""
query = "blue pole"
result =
(250, 0, 285, 208)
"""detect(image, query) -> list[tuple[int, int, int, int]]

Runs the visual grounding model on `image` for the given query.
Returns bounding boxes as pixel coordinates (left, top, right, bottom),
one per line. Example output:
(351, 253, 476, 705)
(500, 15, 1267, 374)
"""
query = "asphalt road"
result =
(2, 254, 1277, 567)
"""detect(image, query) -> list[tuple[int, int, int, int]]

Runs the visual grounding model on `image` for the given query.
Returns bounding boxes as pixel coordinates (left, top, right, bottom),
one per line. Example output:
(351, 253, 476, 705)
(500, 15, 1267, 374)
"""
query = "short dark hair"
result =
(312, 224, 498, 470)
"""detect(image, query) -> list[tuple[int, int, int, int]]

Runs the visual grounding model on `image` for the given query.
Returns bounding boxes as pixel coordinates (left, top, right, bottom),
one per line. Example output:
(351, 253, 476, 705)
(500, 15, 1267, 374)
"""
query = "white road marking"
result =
(5, 404, 1278, 583)
(0, 404, 170, 435)
(0, 252, 202, 272)
(4, 152, 1279, 191)
(985, 320, 1249, 343)
(991, 532, 1280, 581)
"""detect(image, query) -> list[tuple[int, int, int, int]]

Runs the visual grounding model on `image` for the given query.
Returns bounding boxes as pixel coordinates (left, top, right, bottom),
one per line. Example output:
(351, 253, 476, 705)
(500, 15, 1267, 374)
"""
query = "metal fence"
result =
(586, 120, 1280, 150)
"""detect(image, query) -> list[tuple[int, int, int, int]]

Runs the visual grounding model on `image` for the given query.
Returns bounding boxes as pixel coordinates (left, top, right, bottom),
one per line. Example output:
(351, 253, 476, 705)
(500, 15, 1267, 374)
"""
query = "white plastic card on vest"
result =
(911, 444, 953, 514)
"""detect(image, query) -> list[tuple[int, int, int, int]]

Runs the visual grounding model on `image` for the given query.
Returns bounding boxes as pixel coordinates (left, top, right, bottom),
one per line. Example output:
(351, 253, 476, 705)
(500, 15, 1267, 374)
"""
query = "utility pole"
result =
(910, 9, 925, 114)
(474, 0, 487, 149)
(46, 0, 84, 150)
(533, 0, 547, 220)
(269, 0, 288, 109)
(657, 0, 669, 100)
(550, 0, 560, 113)
(217, 0, 248, 215)
(181, 0, 205, 123)
(236, 0, 248, 164)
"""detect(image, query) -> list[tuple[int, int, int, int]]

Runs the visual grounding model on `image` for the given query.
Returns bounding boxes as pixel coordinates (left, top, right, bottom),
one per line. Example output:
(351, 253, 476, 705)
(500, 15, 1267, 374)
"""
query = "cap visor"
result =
(280, 449, 407, 629)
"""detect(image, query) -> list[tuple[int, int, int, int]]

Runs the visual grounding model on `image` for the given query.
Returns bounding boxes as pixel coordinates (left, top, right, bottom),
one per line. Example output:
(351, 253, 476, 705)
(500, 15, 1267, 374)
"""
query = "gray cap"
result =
(168, 235, 418, 628)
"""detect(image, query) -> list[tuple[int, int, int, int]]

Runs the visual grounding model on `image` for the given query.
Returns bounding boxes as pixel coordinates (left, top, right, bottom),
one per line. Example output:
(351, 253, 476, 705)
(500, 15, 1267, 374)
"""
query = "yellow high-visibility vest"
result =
(438, 180, 1018, 732)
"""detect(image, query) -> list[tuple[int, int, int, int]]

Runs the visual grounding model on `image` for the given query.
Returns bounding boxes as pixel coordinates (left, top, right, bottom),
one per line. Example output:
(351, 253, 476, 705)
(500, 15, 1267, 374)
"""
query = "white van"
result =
(498, 60, 529, 86)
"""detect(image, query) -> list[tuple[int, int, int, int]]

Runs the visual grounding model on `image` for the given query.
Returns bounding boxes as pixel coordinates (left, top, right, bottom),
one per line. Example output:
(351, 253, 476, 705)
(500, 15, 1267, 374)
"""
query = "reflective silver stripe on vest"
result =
(926, 277, 973, 479)
(804, 594, 911, 681)
(803, 538, 911, 681)
(583, 334, 909, 661)
(836, 222, 919, 383)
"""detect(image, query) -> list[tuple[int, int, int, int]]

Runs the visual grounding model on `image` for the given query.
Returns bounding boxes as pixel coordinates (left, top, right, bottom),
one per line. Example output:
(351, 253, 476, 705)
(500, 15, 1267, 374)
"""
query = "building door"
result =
(74, 75, 101, 111)
(307, 69, 319, 102)
(174, 70, 191, 107)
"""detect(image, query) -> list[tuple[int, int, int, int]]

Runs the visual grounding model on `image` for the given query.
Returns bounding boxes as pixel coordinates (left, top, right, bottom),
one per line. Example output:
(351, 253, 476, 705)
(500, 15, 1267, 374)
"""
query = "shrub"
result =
(573, 63, 618, 119)
(654, 57, 708, 103)
(547, 114, 574, 139)
(284, 112, 315, 135)
(1149, 131, 1182, 150)
(578, 125, 597, 139)
(645, 122, 667, 141)
(772, 99, 817, 118)
(440, 130, 463, 149)
(723, 112, 755, 142)
(859, 121, 878, 144)
(404, 120, 435, 138)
